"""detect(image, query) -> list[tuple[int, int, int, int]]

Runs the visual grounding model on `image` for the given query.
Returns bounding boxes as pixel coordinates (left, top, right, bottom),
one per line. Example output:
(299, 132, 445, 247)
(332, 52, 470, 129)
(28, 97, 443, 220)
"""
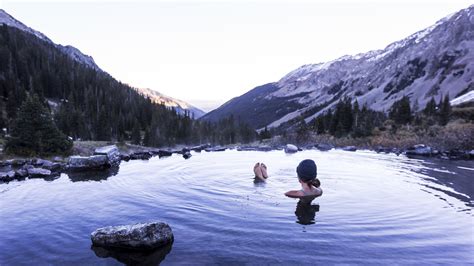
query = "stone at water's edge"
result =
(67, 155, 109, 171)
(405, 144, 433, 156)
(91, 222, 173, 250)
(342, 146, 357, 152)
(285, 144, 298, 154)
(94, 145, 121, 167)
(27, 167, 52, 177)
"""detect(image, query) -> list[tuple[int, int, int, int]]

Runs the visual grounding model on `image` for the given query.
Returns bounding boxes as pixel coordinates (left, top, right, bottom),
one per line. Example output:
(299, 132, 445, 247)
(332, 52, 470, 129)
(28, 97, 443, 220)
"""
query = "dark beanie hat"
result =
(297, 159, 317, 181)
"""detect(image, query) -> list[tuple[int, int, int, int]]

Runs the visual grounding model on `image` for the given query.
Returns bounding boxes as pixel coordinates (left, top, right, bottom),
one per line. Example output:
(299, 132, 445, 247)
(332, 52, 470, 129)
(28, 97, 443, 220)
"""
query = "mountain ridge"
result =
(202, 5, 474, 129)
(0, 9, 206, 118)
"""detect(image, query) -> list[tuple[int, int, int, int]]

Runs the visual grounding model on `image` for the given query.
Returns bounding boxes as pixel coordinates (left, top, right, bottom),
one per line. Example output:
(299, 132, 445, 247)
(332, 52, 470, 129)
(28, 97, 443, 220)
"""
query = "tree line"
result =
(260, 94, 455, 141)
(0, 25, 256, 155)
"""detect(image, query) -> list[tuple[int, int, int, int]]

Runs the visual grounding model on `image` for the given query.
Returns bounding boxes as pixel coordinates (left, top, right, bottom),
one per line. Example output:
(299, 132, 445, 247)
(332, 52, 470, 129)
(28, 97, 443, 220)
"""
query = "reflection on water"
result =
(91, 242, 172, 265)
(67, 166, 119, 182)
(0, 150, 473, 265)
(295, 199, 320, 225)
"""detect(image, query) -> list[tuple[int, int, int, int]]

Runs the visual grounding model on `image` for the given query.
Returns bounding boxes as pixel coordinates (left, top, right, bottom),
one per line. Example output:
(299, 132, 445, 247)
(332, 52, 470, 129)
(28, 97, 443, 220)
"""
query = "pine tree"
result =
(5, 93, 73, 156)
(131, 119, 141, 145)
(423, 97, 437, 116)
(439, 94, 451, 126)
(389, 96, 412, 124)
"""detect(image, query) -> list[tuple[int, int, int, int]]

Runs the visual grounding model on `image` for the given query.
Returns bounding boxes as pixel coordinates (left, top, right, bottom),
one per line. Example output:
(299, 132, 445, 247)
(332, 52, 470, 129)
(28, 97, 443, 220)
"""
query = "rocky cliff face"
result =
(202, 5, 474, 129)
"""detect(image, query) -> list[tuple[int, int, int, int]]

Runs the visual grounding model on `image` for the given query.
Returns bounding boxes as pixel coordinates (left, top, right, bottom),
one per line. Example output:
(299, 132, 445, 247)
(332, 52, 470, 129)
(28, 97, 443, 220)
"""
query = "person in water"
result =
(285, 159, 322, 198)
(253, 162, 268, 181)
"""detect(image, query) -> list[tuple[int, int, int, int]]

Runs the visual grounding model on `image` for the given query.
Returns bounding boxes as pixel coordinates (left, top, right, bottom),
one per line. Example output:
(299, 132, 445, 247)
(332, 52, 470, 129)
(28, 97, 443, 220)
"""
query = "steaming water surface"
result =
(0, 150, 473, 265)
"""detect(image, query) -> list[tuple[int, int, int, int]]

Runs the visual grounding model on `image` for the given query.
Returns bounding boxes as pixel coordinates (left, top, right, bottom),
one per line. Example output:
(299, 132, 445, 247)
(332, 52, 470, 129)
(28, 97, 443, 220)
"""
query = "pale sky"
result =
(1, 0, 472, 111)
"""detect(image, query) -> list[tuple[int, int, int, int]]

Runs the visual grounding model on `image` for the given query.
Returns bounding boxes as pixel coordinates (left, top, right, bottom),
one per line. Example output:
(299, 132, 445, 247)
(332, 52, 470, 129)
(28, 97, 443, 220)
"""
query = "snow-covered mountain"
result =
(0, 9, 205, 118)
(202, 5, 474, 129)
(134, 87, 206, 118)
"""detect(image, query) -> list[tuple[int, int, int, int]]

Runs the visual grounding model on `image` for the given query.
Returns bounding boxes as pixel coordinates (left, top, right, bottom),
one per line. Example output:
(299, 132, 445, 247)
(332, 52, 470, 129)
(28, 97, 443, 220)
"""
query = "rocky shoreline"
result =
(1, 142, 473, 183)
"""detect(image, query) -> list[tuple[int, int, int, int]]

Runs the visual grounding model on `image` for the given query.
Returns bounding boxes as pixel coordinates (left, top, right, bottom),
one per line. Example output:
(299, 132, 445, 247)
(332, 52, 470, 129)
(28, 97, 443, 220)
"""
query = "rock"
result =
(34, 159, 63, 171)
(315, 143, 333, 151)
(190, 144, 211, 152)
(94, 145, 121, 167)
(91, 222, 173, 250)
(53, 156, 64, 162)
(284, 144, 298, 154)
(157, 150, 172, 157)
(236, 145, 273, 151)
(470, 150, 474, 159)
(204, 146, 226, 152)
(120, 154, 131, 162)
(182, 151, 192, 159)
(67, 155, 109, 171)
(375, 146, 391, 153)
(0, 170, 16, 182)
(443, 150, 470, 160)
(405, 144, 432, 156)
(130, 152, 152, 160)
(341, 146, 357, 152)
(14, 169, 28, 179)
(27, 167, 52, 178)
(22, 164, 34, 170)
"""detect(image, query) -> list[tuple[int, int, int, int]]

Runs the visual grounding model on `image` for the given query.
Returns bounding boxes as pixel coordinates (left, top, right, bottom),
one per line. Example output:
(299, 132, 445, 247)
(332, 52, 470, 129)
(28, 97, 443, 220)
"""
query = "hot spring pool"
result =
(0, 149, 473, 265)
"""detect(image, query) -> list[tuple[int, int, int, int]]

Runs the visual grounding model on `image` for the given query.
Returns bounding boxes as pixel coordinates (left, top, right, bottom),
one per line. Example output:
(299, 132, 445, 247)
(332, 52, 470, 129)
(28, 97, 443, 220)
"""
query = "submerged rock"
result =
(91, 222, 173, 250)
(284, 144, 298, 154)
(91, 242, 173, 265)
(67, 155, 109, 171)
(94, 145, 121, 167)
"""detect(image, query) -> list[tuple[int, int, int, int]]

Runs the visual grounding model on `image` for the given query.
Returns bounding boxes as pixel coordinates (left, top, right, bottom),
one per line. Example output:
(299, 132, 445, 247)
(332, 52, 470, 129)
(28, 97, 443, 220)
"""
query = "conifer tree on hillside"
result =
(5, 93, 72, 156)
(423, 97, 437, 117)
(439, 94, 451, 126)
(389, 96, 412, 124)
(131, 120, 141, 145)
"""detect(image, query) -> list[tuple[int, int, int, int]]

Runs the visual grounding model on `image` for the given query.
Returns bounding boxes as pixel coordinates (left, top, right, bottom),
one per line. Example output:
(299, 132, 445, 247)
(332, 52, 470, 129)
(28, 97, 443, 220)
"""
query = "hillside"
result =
(0, 10, 197, 145)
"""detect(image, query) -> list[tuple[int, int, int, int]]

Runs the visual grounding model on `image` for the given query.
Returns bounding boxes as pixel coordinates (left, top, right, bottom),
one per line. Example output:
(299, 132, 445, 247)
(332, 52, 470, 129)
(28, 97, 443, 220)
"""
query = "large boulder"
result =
(67, 155, 109, 171)
(94, 145, 121, 167)
(91, 222, 173, 250)
(284, 144, 298, 154)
